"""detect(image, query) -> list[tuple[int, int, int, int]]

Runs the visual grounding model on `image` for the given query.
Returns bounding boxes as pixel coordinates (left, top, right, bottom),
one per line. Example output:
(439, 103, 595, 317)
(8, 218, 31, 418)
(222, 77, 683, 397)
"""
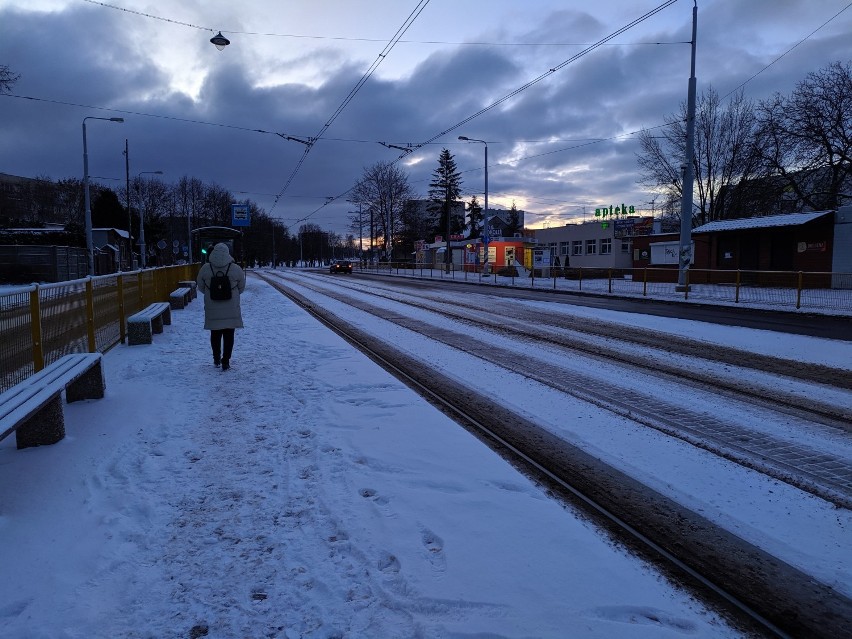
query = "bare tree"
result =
(637, 87, 764, 226)
(0, 65, 19, 94)
(756, 60, 852, 211)
(351, 161, 412, 260)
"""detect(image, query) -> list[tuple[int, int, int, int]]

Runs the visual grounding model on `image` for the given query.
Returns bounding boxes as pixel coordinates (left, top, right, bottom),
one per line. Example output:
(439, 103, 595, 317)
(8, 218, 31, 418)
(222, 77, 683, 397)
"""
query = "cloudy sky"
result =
(1, 0, 850, 235)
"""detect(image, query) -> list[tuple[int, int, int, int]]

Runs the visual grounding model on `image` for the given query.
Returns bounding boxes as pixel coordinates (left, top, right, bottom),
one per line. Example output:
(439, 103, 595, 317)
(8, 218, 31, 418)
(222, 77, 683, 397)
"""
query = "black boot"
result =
(213, 353, 221, 367)
(221, 359, 230, 371)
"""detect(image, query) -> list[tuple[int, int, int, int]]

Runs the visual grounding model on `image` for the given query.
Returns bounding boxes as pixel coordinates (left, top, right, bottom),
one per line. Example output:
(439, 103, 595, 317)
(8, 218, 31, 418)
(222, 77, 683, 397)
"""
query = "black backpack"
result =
(209, 263, 233, 301)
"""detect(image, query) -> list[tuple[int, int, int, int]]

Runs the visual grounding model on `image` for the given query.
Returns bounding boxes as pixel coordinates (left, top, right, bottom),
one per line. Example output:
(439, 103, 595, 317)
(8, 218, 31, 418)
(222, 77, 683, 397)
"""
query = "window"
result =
(600, 238, 612, 255)
(559, 241, 570, 256)
(572, 240, 583, 255)
(586, 239, 597, 255)
(621, 239, 632, 253)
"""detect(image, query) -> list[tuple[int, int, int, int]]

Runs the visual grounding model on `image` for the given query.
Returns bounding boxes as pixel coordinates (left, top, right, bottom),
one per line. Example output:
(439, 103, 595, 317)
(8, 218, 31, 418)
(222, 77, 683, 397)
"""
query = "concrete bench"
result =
(169, 286, 192, 310)
(0, 353, 106, 449)
(178, 280, 198, 300)
(127, 302, 172, 345)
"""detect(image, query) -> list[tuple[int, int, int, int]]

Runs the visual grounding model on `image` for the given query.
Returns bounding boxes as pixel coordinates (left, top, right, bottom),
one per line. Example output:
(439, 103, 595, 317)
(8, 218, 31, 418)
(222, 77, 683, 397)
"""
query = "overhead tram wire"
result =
(268, 0, 432, 216)
(81, 0, 687, 48)
(390, 0, 679, 162)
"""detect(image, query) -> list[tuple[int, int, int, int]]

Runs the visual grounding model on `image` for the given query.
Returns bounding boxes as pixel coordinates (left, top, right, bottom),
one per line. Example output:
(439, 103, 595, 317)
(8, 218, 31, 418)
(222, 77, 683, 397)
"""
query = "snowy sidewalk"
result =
(0, 276, 740, 638)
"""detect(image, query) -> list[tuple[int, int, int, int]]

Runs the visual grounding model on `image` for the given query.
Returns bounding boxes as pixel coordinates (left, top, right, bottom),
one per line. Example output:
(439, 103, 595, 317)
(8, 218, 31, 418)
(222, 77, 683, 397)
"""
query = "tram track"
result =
(271, 271, 852, 508)
(256, 271, 852, 639)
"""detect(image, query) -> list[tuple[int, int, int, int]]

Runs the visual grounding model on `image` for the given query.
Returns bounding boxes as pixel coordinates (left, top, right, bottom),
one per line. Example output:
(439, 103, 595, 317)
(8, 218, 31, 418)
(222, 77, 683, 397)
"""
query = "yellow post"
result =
(138, 271, 145, 308)
(684, 270, 690, 300)
(578, 266, 583, 290)
(85, 278, 97, 353)
(796, 271, 803, 309)
(29, 285, 45, 372)
(643, 268, 647, 296)
(735, 270, 740, 303)
(118, 274, 127, 344)
(608, 269, 612, 294)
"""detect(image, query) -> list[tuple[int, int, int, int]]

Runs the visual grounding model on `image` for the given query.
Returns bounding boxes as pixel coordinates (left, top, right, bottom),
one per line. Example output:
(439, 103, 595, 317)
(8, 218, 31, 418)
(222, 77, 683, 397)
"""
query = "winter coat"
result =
(196, 243, 246, 330)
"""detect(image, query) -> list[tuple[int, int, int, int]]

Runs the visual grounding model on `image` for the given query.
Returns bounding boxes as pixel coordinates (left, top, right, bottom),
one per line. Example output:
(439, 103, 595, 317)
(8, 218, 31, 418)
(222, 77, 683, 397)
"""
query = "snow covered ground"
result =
(1, 271, 849, 638)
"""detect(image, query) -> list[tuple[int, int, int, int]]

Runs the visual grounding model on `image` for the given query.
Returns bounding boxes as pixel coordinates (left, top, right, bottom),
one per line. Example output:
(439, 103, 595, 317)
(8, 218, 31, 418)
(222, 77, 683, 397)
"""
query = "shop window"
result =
(586, 239, 597, 255)
(600, 238, 612, 255)
(560, 241, 570, 256)
(572, 240, 583, 255)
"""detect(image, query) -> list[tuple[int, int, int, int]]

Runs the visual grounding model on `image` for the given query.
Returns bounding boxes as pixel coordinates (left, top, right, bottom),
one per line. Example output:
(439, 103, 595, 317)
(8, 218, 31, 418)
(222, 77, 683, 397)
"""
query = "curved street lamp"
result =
(458, 136, 489, 273)
(83, 116, 124, 275)
(137, 170, 163, 268)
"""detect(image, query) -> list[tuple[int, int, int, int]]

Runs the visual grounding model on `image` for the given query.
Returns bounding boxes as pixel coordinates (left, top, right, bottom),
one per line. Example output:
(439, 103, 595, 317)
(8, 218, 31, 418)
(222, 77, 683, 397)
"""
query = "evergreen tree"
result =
(427, 148, 464, 239)
(506, 201, 521, 236)
(466, 195, 483, 239)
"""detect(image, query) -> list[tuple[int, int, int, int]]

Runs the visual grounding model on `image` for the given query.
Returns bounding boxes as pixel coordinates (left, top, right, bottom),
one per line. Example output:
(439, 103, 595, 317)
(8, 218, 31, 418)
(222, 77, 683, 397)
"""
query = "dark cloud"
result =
(1, 1, 850, 232)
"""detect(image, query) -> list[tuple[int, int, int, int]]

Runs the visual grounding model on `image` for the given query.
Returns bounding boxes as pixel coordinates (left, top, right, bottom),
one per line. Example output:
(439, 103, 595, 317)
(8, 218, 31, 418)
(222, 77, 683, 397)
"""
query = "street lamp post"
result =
(137, 170, 163, 268)
(677, 1, 698, 290)
(82, 116, 123, 275)
(458, 136, 489, 273)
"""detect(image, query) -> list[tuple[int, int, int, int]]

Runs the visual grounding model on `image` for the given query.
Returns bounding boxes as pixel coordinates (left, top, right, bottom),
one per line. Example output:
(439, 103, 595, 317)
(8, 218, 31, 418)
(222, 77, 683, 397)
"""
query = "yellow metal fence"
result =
(0, 265, 198, 394)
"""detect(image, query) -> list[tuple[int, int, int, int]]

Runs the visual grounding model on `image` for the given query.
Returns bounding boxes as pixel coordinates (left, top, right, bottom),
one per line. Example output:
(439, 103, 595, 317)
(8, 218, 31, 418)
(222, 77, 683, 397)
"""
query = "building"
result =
(91, 227, 133, 272)
(531, 217, 655, 269)
(630, 208, 850, 287)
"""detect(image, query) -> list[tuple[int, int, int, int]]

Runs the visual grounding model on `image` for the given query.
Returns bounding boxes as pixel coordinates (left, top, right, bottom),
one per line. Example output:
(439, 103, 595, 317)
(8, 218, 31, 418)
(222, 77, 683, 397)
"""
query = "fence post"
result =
(796, 271, 803, 309)
(578, 267, 583, 290)
(118, 274, 127, 344)
(29, 285, 45, 373)
(85, 277, 97, 353)
(684, 270, 690, 300)
(608, 269, 612, 294)
(643, 268, 647, 296)
(735, 270, 741, 303)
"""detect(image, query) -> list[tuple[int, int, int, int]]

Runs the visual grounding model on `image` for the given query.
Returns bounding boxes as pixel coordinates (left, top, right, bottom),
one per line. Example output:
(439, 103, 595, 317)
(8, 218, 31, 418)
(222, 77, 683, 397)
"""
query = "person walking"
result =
(196, 243, 246, 371)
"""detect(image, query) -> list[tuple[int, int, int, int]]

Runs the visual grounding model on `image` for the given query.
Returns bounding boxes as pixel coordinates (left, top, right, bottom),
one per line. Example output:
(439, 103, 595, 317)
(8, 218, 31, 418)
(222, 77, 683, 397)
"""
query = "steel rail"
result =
(257, 271, 852, 638)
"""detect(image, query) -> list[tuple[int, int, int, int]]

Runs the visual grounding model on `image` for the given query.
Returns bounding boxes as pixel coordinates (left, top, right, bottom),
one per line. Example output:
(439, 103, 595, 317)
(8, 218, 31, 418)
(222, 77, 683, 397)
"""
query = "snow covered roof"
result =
(692, 211, 833, 233)
(93, 228, 130, 239)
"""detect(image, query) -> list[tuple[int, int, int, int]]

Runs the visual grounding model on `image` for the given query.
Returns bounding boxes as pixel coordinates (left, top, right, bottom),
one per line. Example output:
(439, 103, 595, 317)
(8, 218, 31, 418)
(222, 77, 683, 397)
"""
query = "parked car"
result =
(329, 260, 353, 274)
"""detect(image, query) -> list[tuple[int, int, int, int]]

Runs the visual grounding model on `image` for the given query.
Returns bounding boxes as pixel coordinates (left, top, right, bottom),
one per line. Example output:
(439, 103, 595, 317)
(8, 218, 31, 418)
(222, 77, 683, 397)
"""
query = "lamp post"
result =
(677, 1, 698, 290)
(137, 170, 163, 268)
(82, 116, 123, 275)
(458, 136, 488, 273)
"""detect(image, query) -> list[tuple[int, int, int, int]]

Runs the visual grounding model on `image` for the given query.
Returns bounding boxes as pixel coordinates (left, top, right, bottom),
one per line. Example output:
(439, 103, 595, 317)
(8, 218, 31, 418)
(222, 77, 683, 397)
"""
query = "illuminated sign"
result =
(595, 204, 635, 219)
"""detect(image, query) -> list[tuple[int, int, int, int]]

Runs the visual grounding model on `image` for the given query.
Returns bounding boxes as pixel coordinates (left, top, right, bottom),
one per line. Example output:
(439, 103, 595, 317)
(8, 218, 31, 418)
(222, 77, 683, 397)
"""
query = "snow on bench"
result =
(127, 302, 172, 345)
(178, 280, 197, 300)
(0, 353, 106, 449)
(169, 286, 192, 310)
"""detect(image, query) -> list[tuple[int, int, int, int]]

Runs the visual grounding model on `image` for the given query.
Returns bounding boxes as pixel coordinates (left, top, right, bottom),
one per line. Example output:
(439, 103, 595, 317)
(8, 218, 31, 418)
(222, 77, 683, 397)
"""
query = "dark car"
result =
(329, 260, 353, 274)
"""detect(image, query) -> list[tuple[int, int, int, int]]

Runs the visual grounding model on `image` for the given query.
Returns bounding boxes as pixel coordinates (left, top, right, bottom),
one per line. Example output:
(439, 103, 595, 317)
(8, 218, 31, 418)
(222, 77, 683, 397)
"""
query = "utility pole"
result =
(677, 1, 698, 290)
(123, 139, 131, 269)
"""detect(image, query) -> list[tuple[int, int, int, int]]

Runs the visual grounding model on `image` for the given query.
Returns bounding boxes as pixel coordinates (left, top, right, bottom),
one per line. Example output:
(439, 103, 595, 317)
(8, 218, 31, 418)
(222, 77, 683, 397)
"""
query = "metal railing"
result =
(0, 265, 198, 393)
(354, 262, 852, 314)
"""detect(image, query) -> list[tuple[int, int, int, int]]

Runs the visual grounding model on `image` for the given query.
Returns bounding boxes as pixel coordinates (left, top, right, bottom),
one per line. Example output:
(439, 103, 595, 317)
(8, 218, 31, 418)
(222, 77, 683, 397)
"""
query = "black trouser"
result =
(210, 329, 235, 362)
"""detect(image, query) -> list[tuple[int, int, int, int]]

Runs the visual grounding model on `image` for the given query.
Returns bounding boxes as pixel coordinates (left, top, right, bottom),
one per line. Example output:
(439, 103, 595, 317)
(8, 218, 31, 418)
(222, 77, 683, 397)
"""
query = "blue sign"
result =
(231, 203, 250, 227)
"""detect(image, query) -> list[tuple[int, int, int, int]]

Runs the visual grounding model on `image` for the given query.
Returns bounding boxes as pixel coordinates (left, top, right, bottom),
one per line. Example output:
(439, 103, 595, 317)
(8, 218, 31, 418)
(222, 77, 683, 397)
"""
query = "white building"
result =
(531, 217, 656, 269)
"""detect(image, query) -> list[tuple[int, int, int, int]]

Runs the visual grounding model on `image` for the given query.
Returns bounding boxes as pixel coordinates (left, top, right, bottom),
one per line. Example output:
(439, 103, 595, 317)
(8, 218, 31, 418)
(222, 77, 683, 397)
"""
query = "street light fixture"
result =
(210, 31, 230, 50)
(458, 136, 489, 273)
(83, 116, 123, 275)
(137, 170, 163, 268)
